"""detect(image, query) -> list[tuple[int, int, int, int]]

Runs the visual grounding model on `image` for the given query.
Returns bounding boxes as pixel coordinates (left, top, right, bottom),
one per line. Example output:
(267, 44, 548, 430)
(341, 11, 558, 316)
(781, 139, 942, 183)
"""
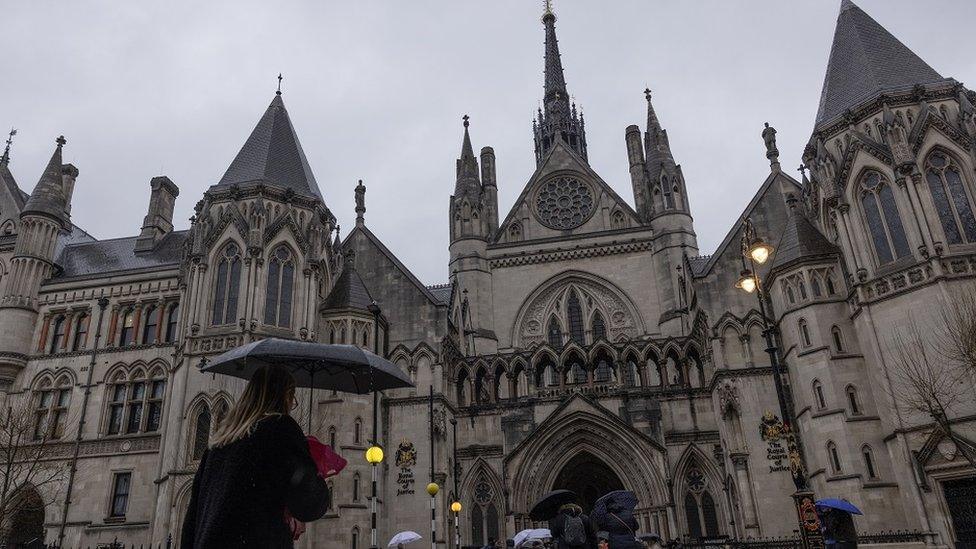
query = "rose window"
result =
(535, 177, 594, 230)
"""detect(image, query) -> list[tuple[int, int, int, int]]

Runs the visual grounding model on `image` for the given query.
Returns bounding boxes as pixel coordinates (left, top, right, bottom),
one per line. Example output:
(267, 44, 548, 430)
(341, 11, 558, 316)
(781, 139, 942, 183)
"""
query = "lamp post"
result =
(450, 418, 460, 549)
(428, 384, 438, 549)
(367, 301, 383, 549)
(735, 218, 822, 548)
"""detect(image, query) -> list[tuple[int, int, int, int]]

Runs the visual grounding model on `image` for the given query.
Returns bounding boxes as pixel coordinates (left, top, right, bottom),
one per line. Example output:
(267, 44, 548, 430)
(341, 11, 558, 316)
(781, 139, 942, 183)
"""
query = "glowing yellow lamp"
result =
(451, 501, 462, 513)
(747, 241, 774, 265)
(365, 445, 384, 464)
(735, 270, 758, 294)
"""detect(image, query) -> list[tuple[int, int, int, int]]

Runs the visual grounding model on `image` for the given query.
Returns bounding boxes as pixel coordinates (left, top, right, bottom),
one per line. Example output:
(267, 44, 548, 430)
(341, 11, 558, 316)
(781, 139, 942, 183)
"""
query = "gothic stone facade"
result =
(1, 1, 975, 547)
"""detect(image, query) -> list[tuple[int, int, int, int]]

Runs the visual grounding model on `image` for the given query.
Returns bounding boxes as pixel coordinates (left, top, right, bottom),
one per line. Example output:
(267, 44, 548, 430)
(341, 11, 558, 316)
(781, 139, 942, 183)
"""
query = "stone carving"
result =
(762, 122, 779, 160)
(717, 378, 740, 419)
(535, 177, 595, 230)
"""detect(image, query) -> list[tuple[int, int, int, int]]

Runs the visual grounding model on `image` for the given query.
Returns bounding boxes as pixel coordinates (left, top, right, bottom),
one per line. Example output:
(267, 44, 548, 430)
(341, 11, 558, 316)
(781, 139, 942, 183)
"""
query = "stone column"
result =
(730, 454, 759, 536)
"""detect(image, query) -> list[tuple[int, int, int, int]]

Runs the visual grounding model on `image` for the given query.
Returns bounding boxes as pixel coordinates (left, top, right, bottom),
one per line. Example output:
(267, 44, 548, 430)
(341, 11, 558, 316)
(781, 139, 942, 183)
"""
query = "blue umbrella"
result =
(815, 498, 862, 515)
(591, 490, 638, 525)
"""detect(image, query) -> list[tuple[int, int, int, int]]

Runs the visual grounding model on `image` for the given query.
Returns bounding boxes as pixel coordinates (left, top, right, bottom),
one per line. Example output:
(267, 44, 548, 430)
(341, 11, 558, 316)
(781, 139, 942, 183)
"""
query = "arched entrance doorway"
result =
(552, 451, 625, 512)
(6, 486, 45, 547)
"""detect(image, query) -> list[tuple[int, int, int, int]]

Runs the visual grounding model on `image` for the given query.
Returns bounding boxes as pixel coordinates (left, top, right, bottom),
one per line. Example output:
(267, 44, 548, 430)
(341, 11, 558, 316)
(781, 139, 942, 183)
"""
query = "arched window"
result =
(212, 243, 242, 326)
(146, 372, 167, 432)
(591, 311, 607, 342)
(846, 386, 861, 416)
(546, 317, 562, 348)
(474, 367, 489, 405)
(684, 492, 702, 539)
(329, 328, 336, 344)
(456, 369, 469, 406)
(811, 277, 822, 297)
(352, 473, 361, 501)
(361, 330, 368, 348)
(860, 171, 910, 265)
(125, 372, 147, 434)
(49, 316, 66, 354)
(493, 365, 505, 401)
(813, 380, 826, 410)
(831, 326, 844, 352)
(610, 210, 626, 230)
(142, 305, 159, 345)
(213, 400, 229, 432)
(594, 352, 613, 383)
(666, 354, 683, 386)
(71, 313, 89, 351)
(827, 441, 842, 473)
(351, 527, 360, 549)
(825, 276, 836, 295)
(862, 445, 878, 479)
(798, 319, 811, 347)
(33, 377, 71, 440)
(192, 405, 211, 460)
(107, 376, 126, 435)
(566, 291, 585, 345)
(622, 356, 640, 387)
(340, 327, 347, 344)
(925, 152, 976, 244)
(798, 280, 808, 300)
(662, 175, 676, 209)
(119, 309, 135, 347)
(786, 285, 796, 304)
(701, 492, 719, 537)
(264, 246, 295, 328)
(509, 223, 522, 242)
(566, 354, 587, 385)
(164, 304, 179, 343)
(470, 474, 500, 546)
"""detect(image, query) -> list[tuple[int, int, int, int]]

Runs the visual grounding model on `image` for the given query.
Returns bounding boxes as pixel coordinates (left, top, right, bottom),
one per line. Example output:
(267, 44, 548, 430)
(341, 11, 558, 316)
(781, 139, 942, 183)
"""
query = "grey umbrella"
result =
(202, 338, 414, 429)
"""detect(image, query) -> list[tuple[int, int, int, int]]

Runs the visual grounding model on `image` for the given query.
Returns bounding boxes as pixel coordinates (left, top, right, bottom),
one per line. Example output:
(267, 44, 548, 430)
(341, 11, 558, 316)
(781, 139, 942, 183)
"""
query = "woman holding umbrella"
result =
(180, 365, 331, 548)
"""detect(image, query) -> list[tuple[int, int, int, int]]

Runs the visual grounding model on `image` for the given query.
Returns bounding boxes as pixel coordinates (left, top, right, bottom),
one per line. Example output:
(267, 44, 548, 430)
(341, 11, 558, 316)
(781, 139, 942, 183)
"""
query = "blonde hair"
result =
(211, 365, 296, 448)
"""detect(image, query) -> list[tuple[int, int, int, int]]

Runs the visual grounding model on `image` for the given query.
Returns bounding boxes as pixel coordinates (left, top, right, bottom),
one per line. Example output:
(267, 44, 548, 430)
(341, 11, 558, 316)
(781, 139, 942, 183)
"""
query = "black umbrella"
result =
(202, 338, 414, 429)
(591, 490, 638, 526)
(529, 490, 578, 521)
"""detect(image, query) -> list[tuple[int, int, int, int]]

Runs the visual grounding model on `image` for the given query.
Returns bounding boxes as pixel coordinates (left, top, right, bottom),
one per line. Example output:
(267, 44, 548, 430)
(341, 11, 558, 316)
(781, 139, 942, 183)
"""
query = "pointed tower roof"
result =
(216, 94, 322, 199)
(769, 197, 838, 275)
(533, 4, 587, 165)
(23, 136, 69, 222)
(815, 0, 951, 128)
(321, 249, 375, 312)
(454, 115, 481, 200)
(644, 88, 677, 183)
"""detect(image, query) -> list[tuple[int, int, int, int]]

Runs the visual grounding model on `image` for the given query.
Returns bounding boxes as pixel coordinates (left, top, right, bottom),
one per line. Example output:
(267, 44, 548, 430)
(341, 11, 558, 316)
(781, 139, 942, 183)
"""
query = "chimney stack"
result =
(135, 176, 179, 252)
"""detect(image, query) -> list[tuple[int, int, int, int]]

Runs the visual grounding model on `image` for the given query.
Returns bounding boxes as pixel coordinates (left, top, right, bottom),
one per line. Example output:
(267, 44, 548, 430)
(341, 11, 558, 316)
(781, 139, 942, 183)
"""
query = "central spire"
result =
(533, 2, 587, 167)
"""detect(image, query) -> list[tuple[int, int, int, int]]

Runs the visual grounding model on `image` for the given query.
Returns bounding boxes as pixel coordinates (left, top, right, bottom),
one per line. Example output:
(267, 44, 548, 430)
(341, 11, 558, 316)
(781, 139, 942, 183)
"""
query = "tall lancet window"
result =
(925, 152, 976, 244)
(264, 246, 296, 328)
(212, 243, 242, 326)
(591, 311, 607, 342)
(860, 171, 910, 265)
(566, 290, 585, 345)
(547, 317, 562, 348)
(662, 175, 675, 209)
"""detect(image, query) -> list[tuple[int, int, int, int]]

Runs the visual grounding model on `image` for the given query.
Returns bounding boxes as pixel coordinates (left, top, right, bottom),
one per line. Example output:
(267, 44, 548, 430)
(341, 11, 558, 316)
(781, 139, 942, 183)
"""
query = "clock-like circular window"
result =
(535, 176, 594, 230)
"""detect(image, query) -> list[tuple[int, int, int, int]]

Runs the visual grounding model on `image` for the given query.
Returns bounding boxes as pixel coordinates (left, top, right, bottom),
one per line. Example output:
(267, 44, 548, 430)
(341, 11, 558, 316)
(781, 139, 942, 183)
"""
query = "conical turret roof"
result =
(815, 0, 951, 128)
(321, 249, 375, 312)
(216, 94, 322, 199)
(770, 201, 838, 274)
(23, 137, 68, 221)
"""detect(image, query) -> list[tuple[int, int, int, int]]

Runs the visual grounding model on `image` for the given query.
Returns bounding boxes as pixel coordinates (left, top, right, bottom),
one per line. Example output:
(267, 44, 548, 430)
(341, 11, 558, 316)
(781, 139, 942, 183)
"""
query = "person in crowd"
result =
(594, 499, 642, 549)
(180, 365, 331, 548)
(820, 507, 858, 548)
(596, 531, 611, 549)
(636, 533, 663, 549)
(549, 502, 593, 548)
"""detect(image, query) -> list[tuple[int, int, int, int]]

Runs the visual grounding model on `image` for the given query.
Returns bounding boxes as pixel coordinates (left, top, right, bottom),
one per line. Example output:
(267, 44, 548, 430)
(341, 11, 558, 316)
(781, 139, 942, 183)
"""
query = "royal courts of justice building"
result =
(1, 1, 975, 547)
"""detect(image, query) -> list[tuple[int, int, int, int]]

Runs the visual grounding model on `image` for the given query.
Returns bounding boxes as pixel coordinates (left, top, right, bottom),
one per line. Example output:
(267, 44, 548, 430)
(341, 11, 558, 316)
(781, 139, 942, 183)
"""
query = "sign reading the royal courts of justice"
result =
(395, 440, 417, 496)
(759, 411, 790, 473)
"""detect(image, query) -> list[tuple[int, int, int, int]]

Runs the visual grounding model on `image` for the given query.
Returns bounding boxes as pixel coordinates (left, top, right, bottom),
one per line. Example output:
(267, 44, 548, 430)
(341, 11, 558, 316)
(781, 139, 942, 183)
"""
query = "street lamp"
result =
(427, 482, 439, 549)
(450, 418, 460, 549)
(367, 300, 383, 549)
(735, 218, 821, 548)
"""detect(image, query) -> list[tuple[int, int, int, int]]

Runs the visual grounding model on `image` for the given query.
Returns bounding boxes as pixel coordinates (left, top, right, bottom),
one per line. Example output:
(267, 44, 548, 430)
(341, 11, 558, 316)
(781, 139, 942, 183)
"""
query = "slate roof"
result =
(425, 283, 452, 305)
(342, 225, 444, 307)
(215, 94, 322, 199)
(0, 163, 25, 210)
(815, 0, 952, 129)
(769, 208, 838, 274)
(23, 141, 68, 220)
(320, 254, 375, 312)
(53, 231, 187, 279)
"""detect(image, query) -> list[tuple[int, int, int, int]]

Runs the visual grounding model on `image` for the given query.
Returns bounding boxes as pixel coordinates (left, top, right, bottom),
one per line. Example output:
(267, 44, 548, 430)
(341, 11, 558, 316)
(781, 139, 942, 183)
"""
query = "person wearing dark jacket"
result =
(181, 365, 330, 548)
(549, 503, 593, 549)
(594, 501, 642, 549)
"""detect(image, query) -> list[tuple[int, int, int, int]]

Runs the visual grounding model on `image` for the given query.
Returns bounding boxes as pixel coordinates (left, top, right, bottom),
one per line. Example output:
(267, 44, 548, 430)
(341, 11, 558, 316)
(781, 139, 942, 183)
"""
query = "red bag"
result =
(307, 435, 347, 478)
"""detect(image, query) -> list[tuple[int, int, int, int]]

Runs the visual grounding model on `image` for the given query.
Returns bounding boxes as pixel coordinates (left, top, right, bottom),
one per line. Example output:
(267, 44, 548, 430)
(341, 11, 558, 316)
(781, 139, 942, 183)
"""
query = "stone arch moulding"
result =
(512, 270, 645, 348)
(504, 396, 668, 515)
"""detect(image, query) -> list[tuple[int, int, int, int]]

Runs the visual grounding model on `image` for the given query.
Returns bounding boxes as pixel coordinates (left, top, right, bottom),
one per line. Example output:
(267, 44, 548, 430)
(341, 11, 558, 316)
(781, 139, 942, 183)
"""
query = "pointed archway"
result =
(552, 451, 624, 512)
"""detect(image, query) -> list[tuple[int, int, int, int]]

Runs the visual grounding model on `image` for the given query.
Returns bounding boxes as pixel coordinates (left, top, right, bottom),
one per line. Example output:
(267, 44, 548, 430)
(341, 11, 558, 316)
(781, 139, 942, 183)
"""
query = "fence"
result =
(669, 529, 929, 548)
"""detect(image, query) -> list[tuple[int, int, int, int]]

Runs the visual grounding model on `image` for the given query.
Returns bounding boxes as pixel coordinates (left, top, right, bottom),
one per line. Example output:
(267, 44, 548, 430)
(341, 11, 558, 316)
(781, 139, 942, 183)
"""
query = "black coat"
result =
(594, 510, 641, 549)
(549, 507, 594, 549)
(180, 414, 330, 548)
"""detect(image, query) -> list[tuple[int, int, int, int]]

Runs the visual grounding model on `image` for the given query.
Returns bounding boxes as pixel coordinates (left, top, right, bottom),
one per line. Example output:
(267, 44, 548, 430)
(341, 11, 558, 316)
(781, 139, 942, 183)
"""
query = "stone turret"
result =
(0, 137, 75, 386)
(135, 176, 180, 252)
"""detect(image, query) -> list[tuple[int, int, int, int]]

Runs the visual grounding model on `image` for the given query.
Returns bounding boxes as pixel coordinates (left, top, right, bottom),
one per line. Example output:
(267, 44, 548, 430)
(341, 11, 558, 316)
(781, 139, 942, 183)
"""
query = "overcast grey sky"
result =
(2, 1, 975, 283)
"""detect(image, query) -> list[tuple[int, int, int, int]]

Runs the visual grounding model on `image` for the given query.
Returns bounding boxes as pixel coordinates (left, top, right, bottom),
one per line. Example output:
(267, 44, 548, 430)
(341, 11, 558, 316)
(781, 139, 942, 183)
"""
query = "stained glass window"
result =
(547, 317, 562, 348)
(567, 291, 585, 345)
(192, 406, 211, 460)
(591, 311, 606, 342)
(926, 153, 976, 244)
(264, 246, 295, 328)
(861, 172, 910, 265)
(535, 177, 595, 230)
(212, 243, 242, 325)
